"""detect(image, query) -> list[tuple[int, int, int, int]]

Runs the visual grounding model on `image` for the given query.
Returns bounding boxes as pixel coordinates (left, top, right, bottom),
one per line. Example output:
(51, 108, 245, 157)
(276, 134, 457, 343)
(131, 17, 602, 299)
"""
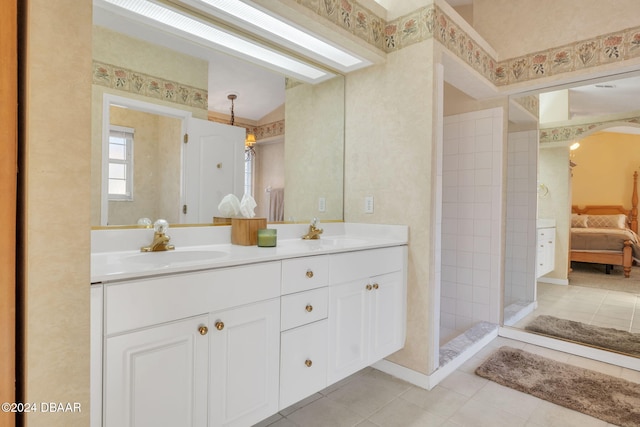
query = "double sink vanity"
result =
(91, 222, 408, 427)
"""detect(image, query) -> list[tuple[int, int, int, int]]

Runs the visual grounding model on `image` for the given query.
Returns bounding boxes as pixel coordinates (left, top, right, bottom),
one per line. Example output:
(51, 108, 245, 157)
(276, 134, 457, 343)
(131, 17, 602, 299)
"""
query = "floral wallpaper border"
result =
(295, 0, 640, 90)
(92, 61, 208, 110)
(208, 116, 285, 141)
(540, 114, 640, 143)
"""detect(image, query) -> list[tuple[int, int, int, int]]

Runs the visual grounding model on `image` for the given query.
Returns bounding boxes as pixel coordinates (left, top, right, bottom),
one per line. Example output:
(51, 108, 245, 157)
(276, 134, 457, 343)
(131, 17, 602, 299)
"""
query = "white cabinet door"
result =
(327, 280, 369, 383)
(536, 227, 556, 277)
(328, 272, 405, 384)
(368, 271, 404, 362)
(210, 298, 280, 427)
(104, 315, 209, 427)
(279, 320, 328, 410)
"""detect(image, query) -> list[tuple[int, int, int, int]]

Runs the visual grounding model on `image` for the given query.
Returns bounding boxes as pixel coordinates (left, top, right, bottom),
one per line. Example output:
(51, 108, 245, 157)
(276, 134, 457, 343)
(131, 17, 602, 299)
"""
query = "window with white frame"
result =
(108, 125, 134, 201)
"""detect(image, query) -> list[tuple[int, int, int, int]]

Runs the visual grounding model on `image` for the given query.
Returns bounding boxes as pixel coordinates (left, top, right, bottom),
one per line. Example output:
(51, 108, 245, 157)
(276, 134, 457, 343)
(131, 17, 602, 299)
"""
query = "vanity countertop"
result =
(91, 223, 408, 283)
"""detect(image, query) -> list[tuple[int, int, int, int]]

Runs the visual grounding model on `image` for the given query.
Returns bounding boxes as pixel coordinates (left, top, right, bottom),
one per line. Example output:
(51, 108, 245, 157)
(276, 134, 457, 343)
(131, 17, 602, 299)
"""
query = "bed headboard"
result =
(571, 171, 638, 233)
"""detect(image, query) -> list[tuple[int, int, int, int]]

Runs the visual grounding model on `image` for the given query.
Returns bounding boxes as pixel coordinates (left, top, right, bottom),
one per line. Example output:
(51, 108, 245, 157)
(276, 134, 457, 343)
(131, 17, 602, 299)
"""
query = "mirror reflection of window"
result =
(244, 154, 253, 197)
(108, 125, 134, 201)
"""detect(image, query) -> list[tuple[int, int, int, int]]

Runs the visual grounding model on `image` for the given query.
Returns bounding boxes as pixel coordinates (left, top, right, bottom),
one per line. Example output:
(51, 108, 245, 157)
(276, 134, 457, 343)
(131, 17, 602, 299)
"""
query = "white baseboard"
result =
(537, 277, 568, 285)
(372, 328, 499, 390)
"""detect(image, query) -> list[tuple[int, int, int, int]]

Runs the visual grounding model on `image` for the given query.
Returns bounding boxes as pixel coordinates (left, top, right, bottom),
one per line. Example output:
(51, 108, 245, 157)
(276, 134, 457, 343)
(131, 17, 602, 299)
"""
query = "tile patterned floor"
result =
(254, 336, 639, 427)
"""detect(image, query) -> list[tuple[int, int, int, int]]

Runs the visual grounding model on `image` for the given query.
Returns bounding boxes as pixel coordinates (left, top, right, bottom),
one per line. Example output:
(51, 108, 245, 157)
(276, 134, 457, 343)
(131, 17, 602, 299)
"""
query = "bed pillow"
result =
(571, 214, 588, 228)
(587, 214, 627, 229)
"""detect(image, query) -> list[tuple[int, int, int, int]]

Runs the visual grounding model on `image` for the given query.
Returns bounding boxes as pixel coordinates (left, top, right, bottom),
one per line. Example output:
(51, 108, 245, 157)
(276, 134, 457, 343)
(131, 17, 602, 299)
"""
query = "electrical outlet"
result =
(364, 196, 374, 214)
(318, 197, 326, 212)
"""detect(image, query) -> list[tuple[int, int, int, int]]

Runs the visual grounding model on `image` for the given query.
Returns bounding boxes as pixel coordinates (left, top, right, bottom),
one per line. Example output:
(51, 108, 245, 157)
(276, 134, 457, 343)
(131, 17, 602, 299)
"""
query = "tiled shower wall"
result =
(439, 108, 504, 343)
(503, 130, 538, 323)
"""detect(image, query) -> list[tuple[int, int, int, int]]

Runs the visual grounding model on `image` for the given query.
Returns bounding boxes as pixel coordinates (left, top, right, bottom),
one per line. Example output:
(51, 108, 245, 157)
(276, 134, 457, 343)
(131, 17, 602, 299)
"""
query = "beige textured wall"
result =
(93, 26, 207, 88)
(538, 147, 571, 281)
(473, 0, 640, 59)
(571, 131, 640, 207)
(23, 0, 92, 425)
(284, 77, 344, 223)
(345, 40, 436, 374)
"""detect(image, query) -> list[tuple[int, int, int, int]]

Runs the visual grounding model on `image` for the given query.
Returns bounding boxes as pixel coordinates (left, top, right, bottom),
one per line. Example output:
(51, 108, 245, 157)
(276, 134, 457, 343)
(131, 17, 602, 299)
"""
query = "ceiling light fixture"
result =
(96, 0, 332, 83)
(187, 0, 368, 72)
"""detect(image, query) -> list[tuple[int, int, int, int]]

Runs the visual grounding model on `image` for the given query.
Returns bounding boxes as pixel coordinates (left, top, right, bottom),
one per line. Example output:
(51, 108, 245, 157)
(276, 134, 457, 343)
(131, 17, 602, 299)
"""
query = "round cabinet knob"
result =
(305, 304, 313, 312)
(305, 359, 313, 367)
(215, 321, 225, 331)
(198, 326, 208, 335)
(366, 284, 372, 291)
(372, 283, 379, 290)
(306, 270, 314, 278)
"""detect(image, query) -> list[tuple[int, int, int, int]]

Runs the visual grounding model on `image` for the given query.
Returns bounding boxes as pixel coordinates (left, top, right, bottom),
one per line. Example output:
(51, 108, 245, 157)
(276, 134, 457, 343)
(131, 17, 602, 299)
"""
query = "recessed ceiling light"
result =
(96, 0, 332, 83)
(187, 0, 368, 72)
(595, 84, 616, 88)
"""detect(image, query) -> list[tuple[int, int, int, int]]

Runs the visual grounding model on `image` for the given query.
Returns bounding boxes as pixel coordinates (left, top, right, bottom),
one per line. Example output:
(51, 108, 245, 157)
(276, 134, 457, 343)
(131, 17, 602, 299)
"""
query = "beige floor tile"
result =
(367, 398, 447, 427)
(318, 367, 372, 396)
(447, 398, 528, 427)
(285, 397, 364, 427)
(355, 421, 379, 427)
(471, 381, 541, 419)
(621, 367, 640, 383)
(438, 370, 488, 397)
(253, 413, 283, 427)
(400, 385, 468, 418)
(521, 344, 571, 363)
(278, 393, 323, 417)
(265, 418, 299, 427)
(527, 400, 608, 427)
(565, 355, 623, 377)
(325, 374, 401, 417)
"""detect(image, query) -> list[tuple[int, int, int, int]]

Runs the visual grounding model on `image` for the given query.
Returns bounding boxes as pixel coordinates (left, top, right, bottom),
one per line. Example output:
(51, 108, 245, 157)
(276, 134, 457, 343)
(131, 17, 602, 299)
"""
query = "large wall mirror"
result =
(91, 1, 344, 227)
(505, 71, 640, 360)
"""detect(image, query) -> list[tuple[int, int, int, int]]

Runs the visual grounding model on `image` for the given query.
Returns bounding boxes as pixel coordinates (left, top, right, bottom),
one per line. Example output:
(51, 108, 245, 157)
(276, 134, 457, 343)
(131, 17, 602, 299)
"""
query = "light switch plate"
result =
(318, 197, 326, 212)
(364, 196, 374, 214)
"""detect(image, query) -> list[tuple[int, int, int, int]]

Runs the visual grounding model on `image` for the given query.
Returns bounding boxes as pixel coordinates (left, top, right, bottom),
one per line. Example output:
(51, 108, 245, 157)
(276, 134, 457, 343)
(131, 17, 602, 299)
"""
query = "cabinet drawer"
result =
(282, 256, 329, 294)
(330, 246, 404, 285)
(281, 288, 328, 331)
(279, 320, 328, 410)
(105, 262, 280, 335)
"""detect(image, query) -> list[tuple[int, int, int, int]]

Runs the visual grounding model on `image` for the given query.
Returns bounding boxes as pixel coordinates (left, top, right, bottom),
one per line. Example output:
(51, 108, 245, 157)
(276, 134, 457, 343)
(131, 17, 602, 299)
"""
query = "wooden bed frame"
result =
(570, 172, 638, 278)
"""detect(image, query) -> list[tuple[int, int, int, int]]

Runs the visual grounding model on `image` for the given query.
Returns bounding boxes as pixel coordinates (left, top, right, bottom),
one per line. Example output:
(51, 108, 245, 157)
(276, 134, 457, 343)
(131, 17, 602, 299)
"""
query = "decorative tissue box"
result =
(231, 217, 267, 246)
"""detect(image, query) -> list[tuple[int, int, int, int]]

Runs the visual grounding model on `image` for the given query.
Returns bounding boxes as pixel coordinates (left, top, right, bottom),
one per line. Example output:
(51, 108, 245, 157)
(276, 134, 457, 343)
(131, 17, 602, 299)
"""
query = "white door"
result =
(104, 315, 209, 427)
(183, 118, 245, 223)
(209, 298, 280, 427)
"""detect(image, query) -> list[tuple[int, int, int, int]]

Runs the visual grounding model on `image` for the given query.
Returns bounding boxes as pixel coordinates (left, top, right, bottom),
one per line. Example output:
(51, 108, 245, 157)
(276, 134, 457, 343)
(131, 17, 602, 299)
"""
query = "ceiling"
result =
(568, 75, 640, 119)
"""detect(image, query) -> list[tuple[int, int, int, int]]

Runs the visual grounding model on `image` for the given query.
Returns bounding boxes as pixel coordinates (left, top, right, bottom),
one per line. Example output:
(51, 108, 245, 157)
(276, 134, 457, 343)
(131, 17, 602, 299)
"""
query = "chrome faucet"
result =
(302, 218, 323, 240)
(141, 219, 175, 252)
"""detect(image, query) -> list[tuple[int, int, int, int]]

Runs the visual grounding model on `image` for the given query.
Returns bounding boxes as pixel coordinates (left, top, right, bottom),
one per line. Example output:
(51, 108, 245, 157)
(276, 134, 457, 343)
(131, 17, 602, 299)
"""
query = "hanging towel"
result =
(269, 188, 284, 222)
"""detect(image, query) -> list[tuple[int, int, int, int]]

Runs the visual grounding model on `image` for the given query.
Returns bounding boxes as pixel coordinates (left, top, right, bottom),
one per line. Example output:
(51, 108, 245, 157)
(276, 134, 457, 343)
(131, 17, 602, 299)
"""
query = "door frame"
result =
(1, 0, 18, 425)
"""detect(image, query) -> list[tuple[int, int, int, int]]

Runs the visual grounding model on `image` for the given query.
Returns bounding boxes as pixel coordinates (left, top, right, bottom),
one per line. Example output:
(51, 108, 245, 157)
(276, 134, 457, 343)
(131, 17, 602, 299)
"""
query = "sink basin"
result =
(121, 250, 229, 267)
